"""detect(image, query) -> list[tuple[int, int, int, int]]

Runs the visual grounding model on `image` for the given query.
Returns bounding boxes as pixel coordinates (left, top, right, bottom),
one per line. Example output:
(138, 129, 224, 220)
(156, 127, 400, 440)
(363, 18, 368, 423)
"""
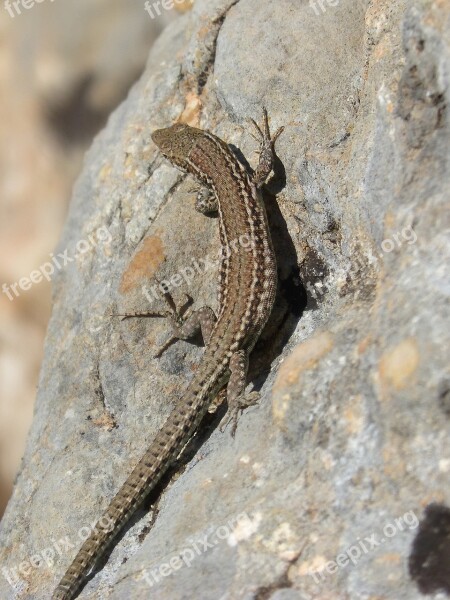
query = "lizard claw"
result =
(251, 107, 284, 188)
(220, 391, 260, 437)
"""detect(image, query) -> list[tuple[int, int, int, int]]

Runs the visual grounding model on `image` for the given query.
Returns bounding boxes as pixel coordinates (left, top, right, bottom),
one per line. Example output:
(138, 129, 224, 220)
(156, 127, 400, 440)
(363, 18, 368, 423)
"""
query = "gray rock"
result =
(1, 0, 449, 598)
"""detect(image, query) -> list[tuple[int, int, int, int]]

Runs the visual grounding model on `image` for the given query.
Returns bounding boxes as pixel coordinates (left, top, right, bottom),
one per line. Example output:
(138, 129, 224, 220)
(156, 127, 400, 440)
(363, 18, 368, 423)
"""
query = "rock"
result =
(0, 0, 449, 598)
(0, 0, 171, 519)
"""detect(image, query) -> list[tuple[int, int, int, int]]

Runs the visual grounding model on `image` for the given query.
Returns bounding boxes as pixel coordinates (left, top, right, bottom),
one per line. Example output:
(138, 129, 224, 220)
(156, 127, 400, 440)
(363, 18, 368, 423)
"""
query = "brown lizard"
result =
(52, 109, 283, 599)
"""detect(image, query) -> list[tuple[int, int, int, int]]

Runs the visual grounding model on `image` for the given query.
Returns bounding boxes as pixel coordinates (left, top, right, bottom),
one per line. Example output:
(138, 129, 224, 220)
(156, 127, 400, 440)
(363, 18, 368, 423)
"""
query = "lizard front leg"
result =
(251, 107, 284, 188)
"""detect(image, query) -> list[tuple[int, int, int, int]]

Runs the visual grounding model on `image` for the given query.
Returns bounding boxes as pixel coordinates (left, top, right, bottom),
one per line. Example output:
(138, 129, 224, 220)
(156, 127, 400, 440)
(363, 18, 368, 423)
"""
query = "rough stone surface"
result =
(0, 0, 171, 518)
(1, 0, 449, 598)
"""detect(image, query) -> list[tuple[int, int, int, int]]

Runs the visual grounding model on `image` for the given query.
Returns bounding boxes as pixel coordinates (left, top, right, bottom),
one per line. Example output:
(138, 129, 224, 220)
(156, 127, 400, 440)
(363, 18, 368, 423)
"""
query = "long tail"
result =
(52, 385, 212, 600)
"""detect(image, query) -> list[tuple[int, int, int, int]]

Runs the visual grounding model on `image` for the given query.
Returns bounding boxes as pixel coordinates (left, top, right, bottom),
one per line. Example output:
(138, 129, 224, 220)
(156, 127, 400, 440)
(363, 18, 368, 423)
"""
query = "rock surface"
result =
(0, 0, 172, 518)
(1, 0, 449, 599)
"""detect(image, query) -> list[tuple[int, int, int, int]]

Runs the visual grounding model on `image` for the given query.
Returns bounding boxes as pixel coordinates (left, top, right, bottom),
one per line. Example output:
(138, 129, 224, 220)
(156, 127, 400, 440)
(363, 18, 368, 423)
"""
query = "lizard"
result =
(52, 109, 284, 599)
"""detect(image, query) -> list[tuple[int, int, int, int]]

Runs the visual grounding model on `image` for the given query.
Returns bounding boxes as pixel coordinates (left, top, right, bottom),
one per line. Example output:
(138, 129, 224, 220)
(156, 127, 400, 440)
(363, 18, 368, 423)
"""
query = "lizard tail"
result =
(52, 384, 212, 600)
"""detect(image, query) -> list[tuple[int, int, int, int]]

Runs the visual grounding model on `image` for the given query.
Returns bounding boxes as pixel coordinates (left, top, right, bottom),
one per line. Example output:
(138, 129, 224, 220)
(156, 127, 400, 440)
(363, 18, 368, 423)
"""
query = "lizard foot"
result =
(220, 390, 260, 437)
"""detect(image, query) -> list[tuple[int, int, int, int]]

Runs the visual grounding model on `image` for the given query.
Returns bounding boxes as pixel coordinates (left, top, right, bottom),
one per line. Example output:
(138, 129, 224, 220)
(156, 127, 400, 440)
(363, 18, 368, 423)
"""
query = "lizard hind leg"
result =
(169, 304, 217, 345)
(154, 288, 217, 357)
(221, 349, 260, 437)
(195, 187, 218, 215)
(113, 291, 216, 357)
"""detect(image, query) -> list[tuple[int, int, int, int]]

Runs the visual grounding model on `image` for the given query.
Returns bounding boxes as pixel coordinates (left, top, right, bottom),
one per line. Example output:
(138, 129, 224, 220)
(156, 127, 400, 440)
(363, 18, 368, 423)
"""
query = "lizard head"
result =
(152, 123, 204, 169)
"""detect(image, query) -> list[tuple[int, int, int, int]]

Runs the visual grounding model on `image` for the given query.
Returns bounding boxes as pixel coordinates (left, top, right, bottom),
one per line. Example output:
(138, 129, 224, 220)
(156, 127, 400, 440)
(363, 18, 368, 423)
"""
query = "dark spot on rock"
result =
(297, 248, 329, 311)
(438, 381, 450, 417)
(408, 503, 450, 595)
(280, 265, 307, 317)
(138, 523, 152, 543)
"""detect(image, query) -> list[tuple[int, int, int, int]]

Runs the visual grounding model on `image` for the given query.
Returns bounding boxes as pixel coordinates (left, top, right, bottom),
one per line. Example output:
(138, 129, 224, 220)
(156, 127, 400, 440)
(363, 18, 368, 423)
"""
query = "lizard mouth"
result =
(151, 127, 171, 154)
